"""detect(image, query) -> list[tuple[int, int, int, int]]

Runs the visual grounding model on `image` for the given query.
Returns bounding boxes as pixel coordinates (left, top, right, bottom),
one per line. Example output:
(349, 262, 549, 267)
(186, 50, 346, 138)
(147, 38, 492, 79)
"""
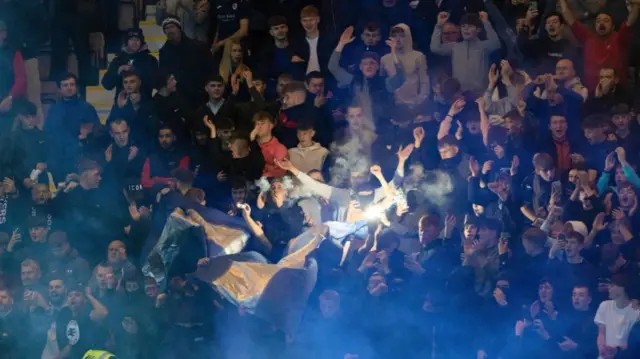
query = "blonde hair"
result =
(219, 39, 243, 84)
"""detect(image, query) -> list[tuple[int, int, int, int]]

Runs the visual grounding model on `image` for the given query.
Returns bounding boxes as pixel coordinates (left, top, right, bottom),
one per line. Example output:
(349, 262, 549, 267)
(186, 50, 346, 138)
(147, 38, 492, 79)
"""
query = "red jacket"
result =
(571, 21, 632, 91)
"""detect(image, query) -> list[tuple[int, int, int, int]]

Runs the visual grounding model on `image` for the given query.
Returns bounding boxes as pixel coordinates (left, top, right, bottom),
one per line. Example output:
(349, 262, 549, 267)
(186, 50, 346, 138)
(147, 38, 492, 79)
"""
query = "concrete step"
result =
(146, 38, 166, 52)
(86, 86, 115, 111)
(140, 23, 165, 38)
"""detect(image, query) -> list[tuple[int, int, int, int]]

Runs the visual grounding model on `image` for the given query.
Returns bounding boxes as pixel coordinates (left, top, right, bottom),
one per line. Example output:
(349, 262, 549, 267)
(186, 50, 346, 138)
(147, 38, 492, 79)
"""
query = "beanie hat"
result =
(162, 17, 182, 31)
(125, 28, 145, 43)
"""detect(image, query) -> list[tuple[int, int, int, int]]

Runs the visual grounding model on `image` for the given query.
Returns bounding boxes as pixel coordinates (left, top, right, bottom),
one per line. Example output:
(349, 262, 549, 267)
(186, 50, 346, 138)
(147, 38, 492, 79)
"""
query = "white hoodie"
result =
(288, 142, 329, 174)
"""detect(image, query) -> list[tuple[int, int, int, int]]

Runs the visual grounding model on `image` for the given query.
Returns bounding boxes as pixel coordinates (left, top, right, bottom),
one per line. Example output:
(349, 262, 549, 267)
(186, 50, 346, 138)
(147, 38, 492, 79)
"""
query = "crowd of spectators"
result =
(1, 0, 640, 358)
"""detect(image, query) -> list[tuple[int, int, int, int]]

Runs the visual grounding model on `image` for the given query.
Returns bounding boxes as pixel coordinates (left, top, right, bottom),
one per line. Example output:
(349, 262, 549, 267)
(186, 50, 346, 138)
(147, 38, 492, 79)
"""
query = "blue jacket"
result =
(44, 97, 100, 176)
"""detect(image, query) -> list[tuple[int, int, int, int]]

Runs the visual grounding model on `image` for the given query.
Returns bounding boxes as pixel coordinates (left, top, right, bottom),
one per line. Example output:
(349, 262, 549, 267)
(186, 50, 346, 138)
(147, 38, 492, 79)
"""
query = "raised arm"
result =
(558, 0, 576, 26)
(430, 12, 455, 55)
(479, 11, 502, 51)
(275, 158, 351, 206)
(329, 27, 356, 87)
(240, 204, 272, 254)
(437, 98, 466, 140)
(477, 97, 490, 146)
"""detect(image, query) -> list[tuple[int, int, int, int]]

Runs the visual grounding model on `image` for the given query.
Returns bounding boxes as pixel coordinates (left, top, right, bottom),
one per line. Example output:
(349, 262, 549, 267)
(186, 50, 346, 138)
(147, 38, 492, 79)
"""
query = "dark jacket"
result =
(44, 97, 101, 177)
(259, 42, 306, 81)
(517, 34, 580, 75)
(159, 34, 215, 107)
(107, 96, 158, 146)
(209, 137, 265, 181)
(102, 141, 146, 188)
(152, 92, 193, 141)
(11, 128, 49, 179)
(141, 148, 190, 189)
(290, 34, 334, 77)
(101, 46, 159, 101)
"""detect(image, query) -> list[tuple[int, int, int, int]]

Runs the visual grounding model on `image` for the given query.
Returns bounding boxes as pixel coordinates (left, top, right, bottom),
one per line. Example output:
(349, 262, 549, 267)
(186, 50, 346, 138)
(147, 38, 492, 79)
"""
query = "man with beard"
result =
(141, 125, 190, 189)
(101, 28, 159, 102)
(559, 0, 639, 91)
(518, 12, 579, 75)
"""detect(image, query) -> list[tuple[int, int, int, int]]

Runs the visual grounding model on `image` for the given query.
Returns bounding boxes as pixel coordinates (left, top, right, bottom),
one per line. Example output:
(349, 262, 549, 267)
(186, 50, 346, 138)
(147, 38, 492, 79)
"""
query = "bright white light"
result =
(364, 206, 384, 219)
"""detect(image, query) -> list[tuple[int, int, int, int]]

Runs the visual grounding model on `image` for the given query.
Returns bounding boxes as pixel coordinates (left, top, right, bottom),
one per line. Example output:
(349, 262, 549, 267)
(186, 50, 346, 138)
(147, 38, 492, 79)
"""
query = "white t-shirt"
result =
(594, 300, 640, 347)
(306, 36, 320, 74)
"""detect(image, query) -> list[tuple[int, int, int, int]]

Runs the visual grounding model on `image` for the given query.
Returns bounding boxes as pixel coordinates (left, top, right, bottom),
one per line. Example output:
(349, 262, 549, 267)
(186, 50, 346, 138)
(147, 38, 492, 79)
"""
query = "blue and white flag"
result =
(142, 191, 250, 288)
(195, 226, 330, 336)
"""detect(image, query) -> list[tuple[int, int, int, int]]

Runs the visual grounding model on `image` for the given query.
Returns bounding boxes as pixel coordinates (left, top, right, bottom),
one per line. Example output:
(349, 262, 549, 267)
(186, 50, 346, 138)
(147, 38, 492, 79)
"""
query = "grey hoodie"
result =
(430, 20, 501, 95)
(380, 24, 430, 106)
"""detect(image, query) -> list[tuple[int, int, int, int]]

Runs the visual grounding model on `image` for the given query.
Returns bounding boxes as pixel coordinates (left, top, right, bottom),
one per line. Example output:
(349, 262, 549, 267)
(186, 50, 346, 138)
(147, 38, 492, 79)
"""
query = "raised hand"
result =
(437, 12, 450, 26)
(482, 160, 494, 175)
(128, 146, 138, 162)
(479, 11, 489, 22)
(510, 155, 520, 176)
(397, 144, 415, 161)
(448, 98, 466, 116)
(385, 37, 398, 53)
(604, 152, 616, 171)
(369, 165, 383, 178)
(616, 147, 627, 164)
(544, 74, 558, 93)
(203, 115, 216, 137)
(612, 208, 626, 221)
(469, 156, 480, 177)
(592, 213, 608, 232)
(339, 26, 356, 46)
(2, 177, 16, 194)
(488, 64, 499, 87)
(231, 73, 240, 95)
(413, 126, 425, 147)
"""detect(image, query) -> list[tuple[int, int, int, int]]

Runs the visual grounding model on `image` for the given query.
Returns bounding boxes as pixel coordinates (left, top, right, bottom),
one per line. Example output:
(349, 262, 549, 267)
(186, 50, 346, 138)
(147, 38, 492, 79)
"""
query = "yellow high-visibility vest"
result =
(82, 350, 117, 359)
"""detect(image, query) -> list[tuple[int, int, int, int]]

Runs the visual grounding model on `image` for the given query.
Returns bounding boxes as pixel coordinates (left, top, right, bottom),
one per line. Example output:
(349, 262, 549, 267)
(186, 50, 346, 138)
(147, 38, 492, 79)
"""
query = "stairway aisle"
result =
(86, 4, 167, 123)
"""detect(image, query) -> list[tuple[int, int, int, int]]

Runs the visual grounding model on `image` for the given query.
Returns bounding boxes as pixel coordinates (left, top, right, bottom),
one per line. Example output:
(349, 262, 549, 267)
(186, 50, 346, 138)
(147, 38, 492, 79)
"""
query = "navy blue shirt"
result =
(211, 0, 251, 40)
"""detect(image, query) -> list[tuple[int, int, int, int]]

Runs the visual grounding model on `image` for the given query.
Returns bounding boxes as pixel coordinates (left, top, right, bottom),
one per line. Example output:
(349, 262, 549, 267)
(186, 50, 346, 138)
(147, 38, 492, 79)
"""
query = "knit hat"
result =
(162, 17, 182, 31)
(125, 28, 145, 42)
